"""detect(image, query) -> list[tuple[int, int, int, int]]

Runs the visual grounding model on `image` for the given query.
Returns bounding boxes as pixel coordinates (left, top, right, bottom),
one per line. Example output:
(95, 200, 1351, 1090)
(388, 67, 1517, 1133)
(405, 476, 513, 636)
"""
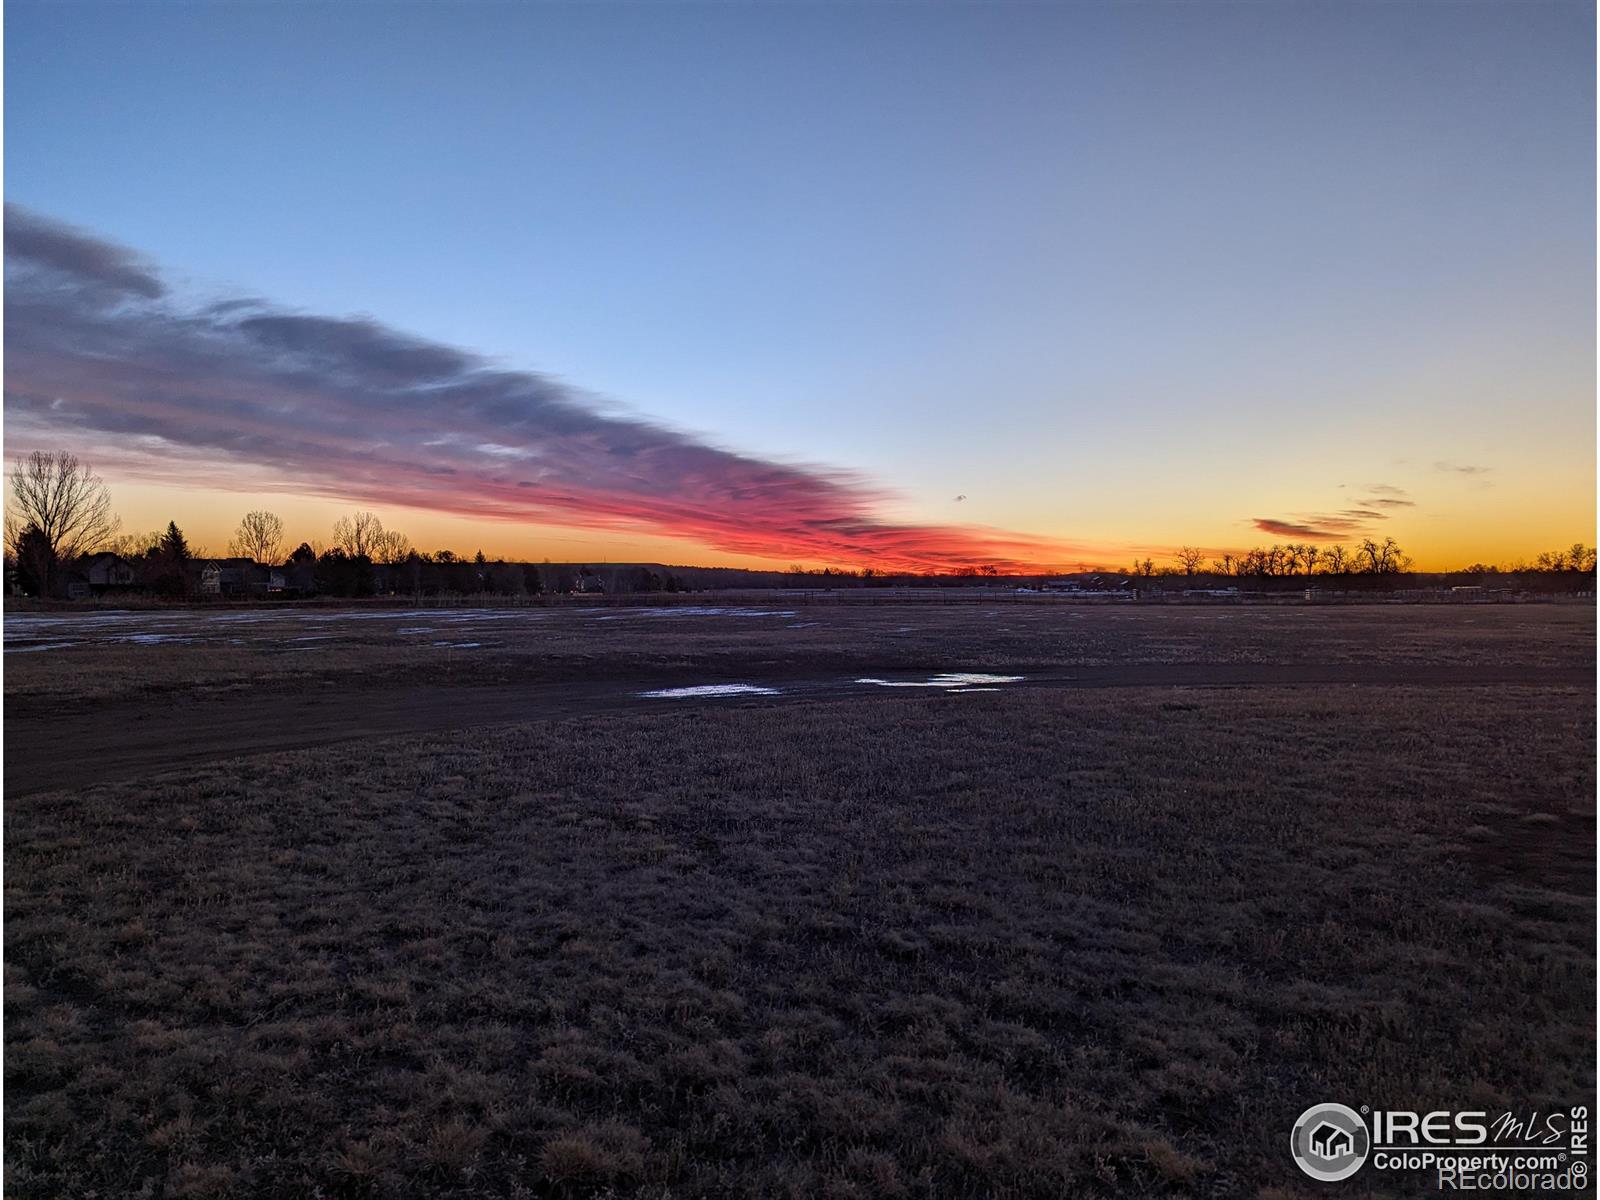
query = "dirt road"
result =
(6, 662, 1591, 797)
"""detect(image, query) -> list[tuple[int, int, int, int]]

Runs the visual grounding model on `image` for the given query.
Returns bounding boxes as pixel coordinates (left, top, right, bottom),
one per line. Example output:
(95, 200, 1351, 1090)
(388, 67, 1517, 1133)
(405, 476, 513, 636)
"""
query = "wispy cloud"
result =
(1354, 483, 1415, 509)
(4, 205, 1078, 572)
(1433, 460, 1492, 476)
(1252, 517, 1364, 541)
(1249, 474, 1426, 542)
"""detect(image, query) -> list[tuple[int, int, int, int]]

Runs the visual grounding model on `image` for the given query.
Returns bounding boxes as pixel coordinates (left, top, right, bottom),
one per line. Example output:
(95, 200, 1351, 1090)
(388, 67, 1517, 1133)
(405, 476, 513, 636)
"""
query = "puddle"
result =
(640, 684, 781, 699)
(6, 641, 80, 653)
(855, 673, 1025, 689)
(432, 641, 483, 649)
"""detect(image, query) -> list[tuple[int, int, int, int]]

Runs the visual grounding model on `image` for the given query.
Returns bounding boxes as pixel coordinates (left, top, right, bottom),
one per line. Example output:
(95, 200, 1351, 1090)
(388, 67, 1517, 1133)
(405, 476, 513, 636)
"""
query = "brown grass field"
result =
(4, 602, 1595, 1197)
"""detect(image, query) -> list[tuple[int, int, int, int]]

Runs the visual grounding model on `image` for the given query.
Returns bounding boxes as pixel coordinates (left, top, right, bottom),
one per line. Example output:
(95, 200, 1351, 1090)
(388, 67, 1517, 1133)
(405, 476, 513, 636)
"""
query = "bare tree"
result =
(331, 511, 383, 559)
(1175, 546, 1206, 576)
(1357, 536, 1408, 574)
(6, 450, 119, 563)
(108, 530, 164, 559)
(229, 510, 285, 564)
(1380, 537, 1409, 573)
(372, 527, 412, 565)
(1322, 544, 1349, 574)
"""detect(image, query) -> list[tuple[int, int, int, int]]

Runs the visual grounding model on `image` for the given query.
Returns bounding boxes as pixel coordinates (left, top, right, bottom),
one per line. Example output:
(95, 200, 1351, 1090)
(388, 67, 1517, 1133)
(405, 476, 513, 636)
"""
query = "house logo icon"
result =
(1290, 1103, 1369, 1181)
(1310, 1122, 1352, 1159)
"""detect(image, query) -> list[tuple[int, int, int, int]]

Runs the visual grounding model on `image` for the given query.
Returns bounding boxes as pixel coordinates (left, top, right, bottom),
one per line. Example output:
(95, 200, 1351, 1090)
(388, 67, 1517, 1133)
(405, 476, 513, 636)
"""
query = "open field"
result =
(4, 604, 1595, 1197)
(5, 601, 1592, 705)
(5, 603, 1591, 796)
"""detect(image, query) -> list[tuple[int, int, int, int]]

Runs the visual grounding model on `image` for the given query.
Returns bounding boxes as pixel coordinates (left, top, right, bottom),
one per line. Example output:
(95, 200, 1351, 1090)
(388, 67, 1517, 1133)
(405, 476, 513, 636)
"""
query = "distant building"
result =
(198, 558, 284, 597)
(62, 552, 141, 599)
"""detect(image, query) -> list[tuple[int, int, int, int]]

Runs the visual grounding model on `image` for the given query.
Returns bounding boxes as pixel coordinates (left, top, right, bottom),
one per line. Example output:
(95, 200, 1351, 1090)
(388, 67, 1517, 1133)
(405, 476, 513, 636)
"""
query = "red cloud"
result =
(4, 205, 1079, 573)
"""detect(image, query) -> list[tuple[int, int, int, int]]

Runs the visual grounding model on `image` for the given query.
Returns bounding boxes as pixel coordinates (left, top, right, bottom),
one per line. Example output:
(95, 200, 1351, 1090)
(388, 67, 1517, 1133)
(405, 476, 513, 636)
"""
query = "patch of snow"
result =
(640, 683, 781, 699)
(855, 673, 1025, 689)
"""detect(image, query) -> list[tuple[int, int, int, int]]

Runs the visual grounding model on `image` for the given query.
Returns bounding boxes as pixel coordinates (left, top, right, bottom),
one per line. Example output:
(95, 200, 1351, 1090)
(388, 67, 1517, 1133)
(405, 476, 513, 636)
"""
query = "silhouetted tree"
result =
(230, 510, 284, 564)
(332, 511, 383, 559)
(6, 450, 119, 594)
(12, 524, 57, 596)
(1356, 537, 1407, 574)
(108, 530, 163, 560)
(372, 527, 412, 565)
(150, 521, 192, 597)
(160, 521, 190, 562)
(315, 546, 373, 597)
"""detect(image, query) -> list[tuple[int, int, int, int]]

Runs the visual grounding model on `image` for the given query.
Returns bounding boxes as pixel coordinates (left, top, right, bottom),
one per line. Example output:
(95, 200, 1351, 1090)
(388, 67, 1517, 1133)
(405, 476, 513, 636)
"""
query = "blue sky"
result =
(5, 0, 1594, 568)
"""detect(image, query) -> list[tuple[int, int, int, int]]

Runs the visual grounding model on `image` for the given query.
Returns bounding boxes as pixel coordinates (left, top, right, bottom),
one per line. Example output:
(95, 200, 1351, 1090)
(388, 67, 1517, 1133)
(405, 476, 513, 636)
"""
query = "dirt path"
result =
(6, 662, 1591, 797)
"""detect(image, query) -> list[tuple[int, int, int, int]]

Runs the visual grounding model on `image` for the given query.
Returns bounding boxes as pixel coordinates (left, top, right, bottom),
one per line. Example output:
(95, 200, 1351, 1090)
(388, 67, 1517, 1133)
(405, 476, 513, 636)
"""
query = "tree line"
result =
(1156, 540, 1414, 577)
(4, 450, 1596, 598)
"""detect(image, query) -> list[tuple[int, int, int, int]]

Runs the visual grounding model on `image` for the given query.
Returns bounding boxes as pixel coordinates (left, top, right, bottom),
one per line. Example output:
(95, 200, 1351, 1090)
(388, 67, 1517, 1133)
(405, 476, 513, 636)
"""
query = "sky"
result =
(4, 0, 1595, 571)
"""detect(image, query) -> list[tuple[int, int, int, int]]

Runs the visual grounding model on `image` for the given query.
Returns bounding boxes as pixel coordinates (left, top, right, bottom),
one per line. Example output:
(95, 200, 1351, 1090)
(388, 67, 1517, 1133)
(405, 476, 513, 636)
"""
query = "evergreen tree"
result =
(160, 521, 191, 563)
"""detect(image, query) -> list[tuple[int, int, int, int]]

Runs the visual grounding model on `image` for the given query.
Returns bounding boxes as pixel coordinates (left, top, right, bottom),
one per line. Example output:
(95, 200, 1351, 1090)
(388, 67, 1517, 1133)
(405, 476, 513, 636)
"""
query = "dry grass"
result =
(5, 602, 1592, 707)
(6, 684, 1593, 1197)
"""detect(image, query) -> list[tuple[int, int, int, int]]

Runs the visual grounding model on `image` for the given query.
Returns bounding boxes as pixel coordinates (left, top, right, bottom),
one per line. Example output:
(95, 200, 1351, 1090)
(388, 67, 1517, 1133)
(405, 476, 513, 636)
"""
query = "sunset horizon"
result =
(5, 3, 1594, 1196)
(3, 197, 1590, 576)
(6, 1, 1593, 579)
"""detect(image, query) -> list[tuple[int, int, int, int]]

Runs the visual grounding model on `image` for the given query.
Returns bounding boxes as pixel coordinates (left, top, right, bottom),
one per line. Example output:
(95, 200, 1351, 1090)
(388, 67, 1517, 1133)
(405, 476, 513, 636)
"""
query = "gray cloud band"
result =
(4, 204, 1072, 571)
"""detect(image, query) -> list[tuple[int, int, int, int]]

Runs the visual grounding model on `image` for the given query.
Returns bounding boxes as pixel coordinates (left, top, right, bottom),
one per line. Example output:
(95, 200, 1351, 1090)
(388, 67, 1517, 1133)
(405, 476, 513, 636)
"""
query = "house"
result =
(58, 552, 141, 599)
(83, 552, 138, 592)
(201, 557, 293, 597)
(1309, 1122, 1352, 1161)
